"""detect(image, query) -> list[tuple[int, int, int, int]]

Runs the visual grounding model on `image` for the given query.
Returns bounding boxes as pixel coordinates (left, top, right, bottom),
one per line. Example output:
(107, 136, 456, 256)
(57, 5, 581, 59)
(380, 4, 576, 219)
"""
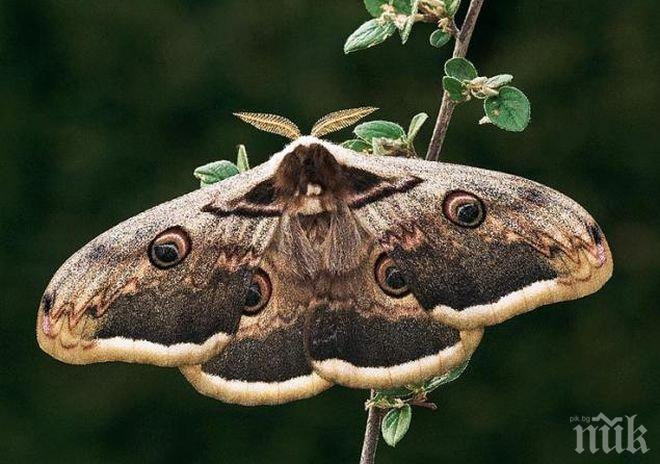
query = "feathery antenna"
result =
(310, 107, 378, 137)
(233, 112, 302, 140)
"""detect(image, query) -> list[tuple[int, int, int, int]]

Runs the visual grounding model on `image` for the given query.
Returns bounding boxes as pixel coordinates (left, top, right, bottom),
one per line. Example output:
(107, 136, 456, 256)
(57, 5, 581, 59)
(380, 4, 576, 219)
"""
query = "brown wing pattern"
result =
(344, 152, 613, 330)
(38, 138, 612, 405)
(37, 163, 282, 367)
(181, 251, 332, 406)
(182, 197, 481, 405)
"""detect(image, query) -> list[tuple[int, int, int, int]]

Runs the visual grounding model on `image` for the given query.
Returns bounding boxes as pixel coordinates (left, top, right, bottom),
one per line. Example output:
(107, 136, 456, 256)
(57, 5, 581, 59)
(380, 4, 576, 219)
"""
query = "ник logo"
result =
(571, 413, 650, 454)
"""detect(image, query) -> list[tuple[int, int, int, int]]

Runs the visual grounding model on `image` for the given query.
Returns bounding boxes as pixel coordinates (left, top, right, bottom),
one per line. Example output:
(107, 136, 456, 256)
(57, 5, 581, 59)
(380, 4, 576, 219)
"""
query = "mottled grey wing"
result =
(339, 150, 613, 330)
(37, 161, 281, 367)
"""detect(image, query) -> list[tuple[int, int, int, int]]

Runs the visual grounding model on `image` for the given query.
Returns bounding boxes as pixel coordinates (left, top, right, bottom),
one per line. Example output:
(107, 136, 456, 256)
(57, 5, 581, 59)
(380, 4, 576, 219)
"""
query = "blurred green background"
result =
(1, 1, 658, 463)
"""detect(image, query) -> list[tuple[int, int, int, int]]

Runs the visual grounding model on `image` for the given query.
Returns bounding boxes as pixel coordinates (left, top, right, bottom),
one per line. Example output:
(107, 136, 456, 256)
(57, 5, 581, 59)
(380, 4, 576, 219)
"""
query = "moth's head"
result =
(36, 186, 259, 366)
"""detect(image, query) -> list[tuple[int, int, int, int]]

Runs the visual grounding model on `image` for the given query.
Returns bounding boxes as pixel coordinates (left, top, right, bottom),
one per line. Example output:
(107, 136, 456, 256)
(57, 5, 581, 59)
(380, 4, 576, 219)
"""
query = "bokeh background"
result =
(1, 1, 658, 463)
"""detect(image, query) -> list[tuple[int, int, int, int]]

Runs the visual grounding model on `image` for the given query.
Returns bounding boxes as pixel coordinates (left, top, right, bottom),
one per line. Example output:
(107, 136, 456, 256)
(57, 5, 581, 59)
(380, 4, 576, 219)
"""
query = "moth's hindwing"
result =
(302, 250, 485, 389)
(180, 252, 333, 406)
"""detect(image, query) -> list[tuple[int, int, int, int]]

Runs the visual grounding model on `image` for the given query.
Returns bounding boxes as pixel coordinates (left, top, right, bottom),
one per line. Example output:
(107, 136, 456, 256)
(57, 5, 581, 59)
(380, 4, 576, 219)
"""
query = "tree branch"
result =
(359, 391, 386, 464)
(425, 0, 486, 161)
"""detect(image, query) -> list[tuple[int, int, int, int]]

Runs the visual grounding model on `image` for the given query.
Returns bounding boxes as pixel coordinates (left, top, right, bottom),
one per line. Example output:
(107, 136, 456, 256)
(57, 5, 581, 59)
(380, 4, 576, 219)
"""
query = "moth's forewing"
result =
(344, 150, 613, 330)
(37, 163, 280, 367)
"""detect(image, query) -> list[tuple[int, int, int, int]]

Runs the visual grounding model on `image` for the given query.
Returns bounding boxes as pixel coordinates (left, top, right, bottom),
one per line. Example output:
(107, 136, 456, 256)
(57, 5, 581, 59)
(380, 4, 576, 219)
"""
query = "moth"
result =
(37, 108, 612, 406)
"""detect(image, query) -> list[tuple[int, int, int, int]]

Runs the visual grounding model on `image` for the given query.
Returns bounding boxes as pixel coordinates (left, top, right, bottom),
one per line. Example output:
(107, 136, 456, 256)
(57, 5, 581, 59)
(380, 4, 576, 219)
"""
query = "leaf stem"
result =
(359, 391, 387, 464)
(425, 0, 486, 161)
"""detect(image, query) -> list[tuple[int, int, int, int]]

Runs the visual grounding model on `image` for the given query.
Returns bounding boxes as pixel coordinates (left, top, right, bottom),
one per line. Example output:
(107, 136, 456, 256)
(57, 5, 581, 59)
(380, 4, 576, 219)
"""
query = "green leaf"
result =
(193, 160, 240, 187)
(444, 57, 478, 81)
(445, 0, 461, 16)
(399, 16, 414, 44)
(364, 0, 389, 17)
(235, 144, 250, 172)
(429, 29, 451, 48)
(423, 358, 471, 392)
(354, 120, 406, 142)
(484, 86, 531, 132)
(398, 1, 419, 44)
(442, 76, 466, 102)
(393, 0, 415, 14)
(407, 112, 428, 142)
(371, 137, 390, 156)
(345, 19, 397, 54)
(485, 74, 513, 88)
(372, 137, 415, 157)
(382, 405, 412, 447)
(341, 139, 372, 152)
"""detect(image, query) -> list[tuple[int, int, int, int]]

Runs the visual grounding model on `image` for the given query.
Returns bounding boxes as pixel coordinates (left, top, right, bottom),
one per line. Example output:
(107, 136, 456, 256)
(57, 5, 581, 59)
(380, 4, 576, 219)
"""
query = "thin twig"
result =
(425, 0, 486, 161)
(359, 4, 487, 462)
(359, 391, 386, 464)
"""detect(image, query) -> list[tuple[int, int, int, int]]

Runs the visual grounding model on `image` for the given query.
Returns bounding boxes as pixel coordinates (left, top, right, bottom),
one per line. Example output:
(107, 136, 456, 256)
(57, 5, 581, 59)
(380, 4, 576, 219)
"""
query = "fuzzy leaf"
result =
(429, 29, 451, 48)
(373, 137, 415, 157)
(486, 74, 514, 88)
(364, 0, 389, 17)
(235, 145, 249, 172)
(345, 19, 397, 54)
(399, 15, 415, 43)
(484, 86, 531, 132)
(393, 0, 415, 14)
(445, 0, 461, 16)
(444, 57, 478, 81)
(354, 120, 406, 142)
(407, 112, 428, 142)
(382, 405, 412, 447)
(398, 1, 418, 43)
(193, 160, 240, 187)
(371, 137, 390, 156)
(423, 359, 471, 392)
(341, 139, 372, 152)
(442, 76, 466, 102)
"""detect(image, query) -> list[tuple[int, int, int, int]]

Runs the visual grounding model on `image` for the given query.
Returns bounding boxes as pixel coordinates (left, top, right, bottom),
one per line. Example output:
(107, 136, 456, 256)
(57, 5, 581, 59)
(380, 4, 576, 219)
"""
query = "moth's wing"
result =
(182, 230, 481, 400)
(181, 240, 332, 406)
(304, 240, 483, 390)
(37, 161, 282, 367)
(337, 149, 613, 330)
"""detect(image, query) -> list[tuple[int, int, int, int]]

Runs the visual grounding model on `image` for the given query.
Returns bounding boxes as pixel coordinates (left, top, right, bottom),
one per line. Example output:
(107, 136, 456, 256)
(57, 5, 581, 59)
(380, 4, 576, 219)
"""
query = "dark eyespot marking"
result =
(442, 190, 486, 228)
(375, 254, 410, 297)
(243, 269, 271, 315)
(148, 227, 191, 269)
